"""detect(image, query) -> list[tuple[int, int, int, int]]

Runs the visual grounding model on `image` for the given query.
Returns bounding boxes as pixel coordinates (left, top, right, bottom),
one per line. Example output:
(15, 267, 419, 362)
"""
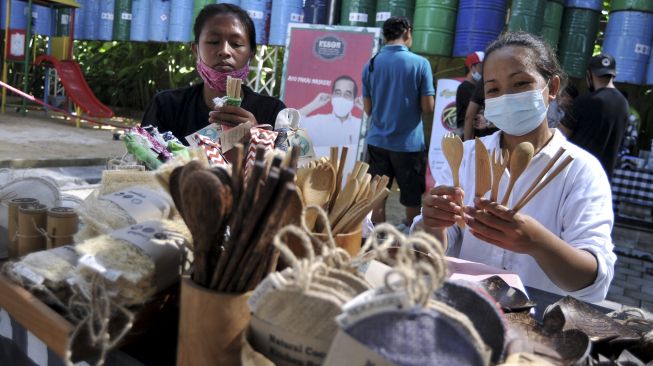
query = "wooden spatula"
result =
(475, 138, 492, 198)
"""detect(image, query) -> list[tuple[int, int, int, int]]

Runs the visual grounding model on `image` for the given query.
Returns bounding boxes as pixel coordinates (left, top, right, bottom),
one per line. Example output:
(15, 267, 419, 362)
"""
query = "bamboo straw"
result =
(512, 156, 574, 212)
(512, 147, 566, 210)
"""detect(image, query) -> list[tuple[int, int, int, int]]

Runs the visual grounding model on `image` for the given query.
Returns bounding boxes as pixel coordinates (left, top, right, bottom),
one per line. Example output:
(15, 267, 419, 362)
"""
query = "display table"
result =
(612, 168, 653, 225)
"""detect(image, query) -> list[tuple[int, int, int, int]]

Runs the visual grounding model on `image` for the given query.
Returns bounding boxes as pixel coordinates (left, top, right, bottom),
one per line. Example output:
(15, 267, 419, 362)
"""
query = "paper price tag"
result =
(79, 254, 122, 282)
(290, 13, 304, 22)
(349, 12, 368, 22)
(338, 290, 410, 329)
(376, 12, 391, 22)
(248, 10, 264, 20)
(101, 12, 114, 21)
(13, 263, 45, 285)
(121, 12, 132, 20)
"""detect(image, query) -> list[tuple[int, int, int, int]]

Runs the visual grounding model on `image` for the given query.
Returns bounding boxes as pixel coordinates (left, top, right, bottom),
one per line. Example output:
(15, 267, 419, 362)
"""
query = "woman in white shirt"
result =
(417, 32, 615, 302)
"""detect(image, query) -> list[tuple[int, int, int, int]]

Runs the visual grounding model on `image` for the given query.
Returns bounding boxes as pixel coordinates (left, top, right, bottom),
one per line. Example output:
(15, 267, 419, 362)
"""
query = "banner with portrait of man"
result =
(281, 24, 381, 176)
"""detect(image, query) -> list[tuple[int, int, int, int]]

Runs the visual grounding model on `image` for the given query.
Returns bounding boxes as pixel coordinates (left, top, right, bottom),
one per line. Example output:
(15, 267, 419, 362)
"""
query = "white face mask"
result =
(484, 82, 549, 136)
(331, 96, 354, 118)
(472, 71, 482, 81)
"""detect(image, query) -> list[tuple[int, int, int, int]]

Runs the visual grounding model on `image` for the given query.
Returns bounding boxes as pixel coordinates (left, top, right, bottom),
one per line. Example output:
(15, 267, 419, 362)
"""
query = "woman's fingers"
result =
(422, 185, 466, 229)
(209, 105, 257, 126)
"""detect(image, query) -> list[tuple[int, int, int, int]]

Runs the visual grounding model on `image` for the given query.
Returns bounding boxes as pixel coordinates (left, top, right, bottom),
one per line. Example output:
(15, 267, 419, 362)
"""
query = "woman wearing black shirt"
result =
(142, 4, 286, 142)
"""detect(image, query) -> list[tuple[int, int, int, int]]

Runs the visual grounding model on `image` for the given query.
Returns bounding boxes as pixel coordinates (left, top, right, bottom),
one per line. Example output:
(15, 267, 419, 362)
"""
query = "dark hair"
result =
(332, 75, 358, 97)
(194, 4, 256, 53)
(382, 16, 411, 42)
(464, 65, 470, 75)
(564, 85, 579, 99)
(484, 31, 567, 94)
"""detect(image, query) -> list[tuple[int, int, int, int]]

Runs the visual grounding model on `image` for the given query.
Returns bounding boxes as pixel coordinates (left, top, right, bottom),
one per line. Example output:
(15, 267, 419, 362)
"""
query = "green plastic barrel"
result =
(508, 0, 547, 34)
(113, 0, 132, 41)
(55, 8, 72, 37)
(558, 6, 600, 78)
(194, 0, 214, 22)
(412, 0, 458, 56)
(341, 0, 376, 26)
(541, 0, 564, 49)
(375, 0, 416, 27)
(612, 0, 653, 13)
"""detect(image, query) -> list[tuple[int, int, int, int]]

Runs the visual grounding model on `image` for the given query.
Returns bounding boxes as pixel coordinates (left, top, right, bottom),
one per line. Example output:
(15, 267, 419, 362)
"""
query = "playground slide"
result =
(35, 55, 114, 118)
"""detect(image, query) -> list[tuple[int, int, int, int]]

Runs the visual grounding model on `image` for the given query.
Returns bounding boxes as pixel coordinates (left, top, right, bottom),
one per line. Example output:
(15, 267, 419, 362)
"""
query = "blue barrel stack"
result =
(452, 0, 508, 57)
(269, 0, 303, 46)
(169, 0, 193, 42)
(98, 0, 115, 41)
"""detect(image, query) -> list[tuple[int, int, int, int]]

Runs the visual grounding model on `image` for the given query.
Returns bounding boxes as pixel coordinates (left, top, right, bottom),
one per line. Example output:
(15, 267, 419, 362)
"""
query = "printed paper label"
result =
(110, 221, 185, 290)
(248, 315, 331, 366)
(99, 187, 171, 223)
(349, 13, 368, 22)
(376, 12, 391, 22)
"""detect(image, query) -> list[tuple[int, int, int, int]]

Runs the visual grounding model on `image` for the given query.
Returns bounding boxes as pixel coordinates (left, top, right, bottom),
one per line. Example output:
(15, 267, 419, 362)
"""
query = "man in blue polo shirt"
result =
(362, 16, 435, 229)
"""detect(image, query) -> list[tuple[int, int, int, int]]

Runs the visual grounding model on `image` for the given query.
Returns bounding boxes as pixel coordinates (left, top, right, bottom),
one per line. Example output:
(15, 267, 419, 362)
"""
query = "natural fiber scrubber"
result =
(5, 245, 79, 304)
(435, 280, 506, 363)
(75, 219, 190, 305)
(75, 185, 174, 240)
(327, 224, 491, 366)
(345, 309, 487, 366)
(97, 170, 160, 196)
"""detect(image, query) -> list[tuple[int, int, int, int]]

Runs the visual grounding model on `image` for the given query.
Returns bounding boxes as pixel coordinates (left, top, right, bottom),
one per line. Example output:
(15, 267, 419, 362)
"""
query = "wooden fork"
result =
(490, 148, 510, 202)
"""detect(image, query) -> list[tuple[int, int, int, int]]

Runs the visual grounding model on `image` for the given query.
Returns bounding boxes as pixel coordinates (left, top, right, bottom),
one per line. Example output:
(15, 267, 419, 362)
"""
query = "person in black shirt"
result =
(559, 54, 628, 180)
(463, 77, 498, 140)
(455, 51, 483, 137)
(142, 4, 286, 142)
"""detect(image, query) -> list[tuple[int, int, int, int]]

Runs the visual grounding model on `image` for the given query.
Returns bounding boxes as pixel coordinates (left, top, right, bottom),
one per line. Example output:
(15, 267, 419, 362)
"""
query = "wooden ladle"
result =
(500, 142, 534, 206)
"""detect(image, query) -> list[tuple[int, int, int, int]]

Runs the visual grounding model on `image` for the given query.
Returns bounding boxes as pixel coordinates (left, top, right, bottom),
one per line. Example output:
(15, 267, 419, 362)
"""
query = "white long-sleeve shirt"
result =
(415, 130, 616, 302)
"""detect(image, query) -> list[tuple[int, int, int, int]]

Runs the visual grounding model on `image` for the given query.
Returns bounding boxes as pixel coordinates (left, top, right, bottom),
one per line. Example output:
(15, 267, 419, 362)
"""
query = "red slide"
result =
(35, 55, 114, 118)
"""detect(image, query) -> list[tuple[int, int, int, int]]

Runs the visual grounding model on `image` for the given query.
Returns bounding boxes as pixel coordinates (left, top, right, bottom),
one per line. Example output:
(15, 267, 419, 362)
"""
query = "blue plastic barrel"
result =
(32, 4, 52, 36)
(452, 0, 508, 57)
(564, 0, 602, 10)
(98, 0, 115, 40)
(646, 49, 653, 84)
(73, 0, 85, 39)
(218, 0, 241, 4)
(268, 0, 302, 46)
(0, 0, 28, 29)
(602, 11, 653, 85)
(130, 0, 149, 41)
(149, 0, 170, 42)
(169, 0, 193, 42)
(84, 0, 100, 40)
(303, 0, 327, 24)
(241, 0, 271, 44)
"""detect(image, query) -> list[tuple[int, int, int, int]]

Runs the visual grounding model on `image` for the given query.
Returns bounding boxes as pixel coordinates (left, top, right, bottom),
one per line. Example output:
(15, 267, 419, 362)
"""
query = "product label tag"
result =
(349, 12, 368, 22)
(376, 12, 391, 22)
(249, 315, 331, 366)
(99, 187, 171, 223)
(110, 221, 185, 290)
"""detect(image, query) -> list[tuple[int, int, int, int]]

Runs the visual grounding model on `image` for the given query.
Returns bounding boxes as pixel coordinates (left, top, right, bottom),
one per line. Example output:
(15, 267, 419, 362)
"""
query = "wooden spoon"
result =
(181, 169, 224, 287)
(302, 163, 336, 230)
(500, 142, 534, 206)
(441, 132, 465, 227)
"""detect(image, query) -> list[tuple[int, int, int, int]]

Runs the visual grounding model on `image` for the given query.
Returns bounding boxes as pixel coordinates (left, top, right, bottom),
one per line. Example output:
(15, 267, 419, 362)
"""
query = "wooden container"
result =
(177, 276, 251, 366)
(46, 207, 79, 248)
(7, 198, 38, 258)
(16, 203, 48, 257)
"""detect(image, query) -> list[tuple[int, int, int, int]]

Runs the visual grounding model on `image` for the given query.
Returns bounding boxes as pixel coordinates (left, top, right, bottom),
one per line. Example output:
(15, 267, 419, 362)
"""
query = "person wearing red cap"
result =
(455, 51, 484, 137)
(559, 53, 629, 180)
